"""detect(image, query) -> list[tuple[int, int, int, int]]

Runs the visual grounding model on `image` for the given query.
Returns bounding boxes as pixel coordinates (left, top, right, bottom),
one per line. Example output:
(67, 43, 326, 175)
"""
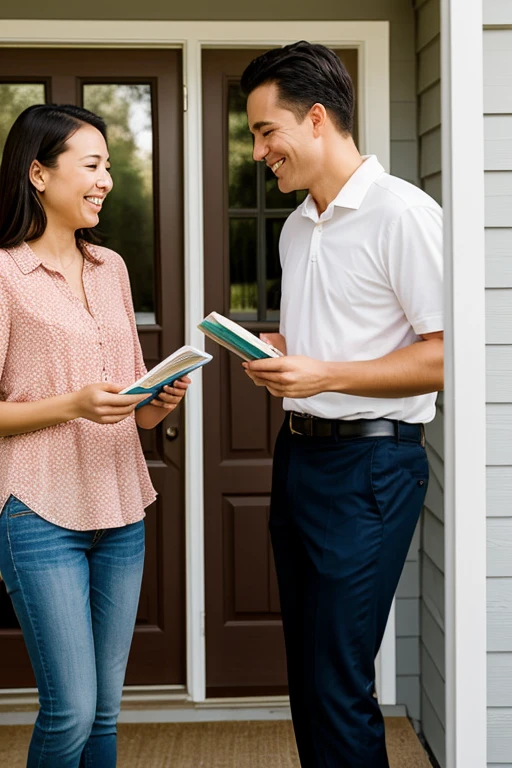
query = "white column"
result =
(442, 0, 487, 766)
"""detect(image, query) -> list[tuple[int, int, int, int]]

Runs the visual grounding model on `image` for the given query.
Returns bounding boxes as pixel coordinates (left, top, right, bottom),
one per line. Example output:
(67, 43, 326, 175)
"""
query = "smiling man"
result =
(240, 42, 443, 768)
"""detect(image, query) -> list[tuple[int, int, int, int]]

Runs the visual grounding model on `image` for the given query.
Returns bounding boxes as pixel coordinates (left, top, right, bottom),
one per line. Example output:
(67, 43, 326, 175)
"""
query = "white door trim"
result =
(0, 19, 392, 705)
(441, 1, 487, 766)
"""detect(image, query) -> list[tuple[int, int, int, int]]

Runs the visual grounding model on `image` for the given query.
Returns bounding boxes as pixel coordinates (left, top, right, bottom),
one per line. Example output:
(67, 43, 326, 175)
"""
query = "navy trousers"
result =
(270, 417, 429, 768)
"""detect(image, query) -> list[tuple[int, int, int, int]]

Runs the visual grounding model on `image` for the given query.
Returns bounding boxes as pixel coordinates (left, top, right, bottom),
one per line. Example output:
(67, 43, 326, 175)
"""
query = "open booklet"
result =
(198, 311, 284, 362)
(120, 345, 212, 409)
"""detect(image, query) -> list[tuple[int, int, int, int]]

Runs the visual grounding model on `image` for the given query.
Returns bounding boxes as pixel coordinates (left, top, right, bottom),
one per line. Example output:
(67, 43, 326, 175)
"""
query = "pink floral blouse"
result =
(0, 242, 156, 531)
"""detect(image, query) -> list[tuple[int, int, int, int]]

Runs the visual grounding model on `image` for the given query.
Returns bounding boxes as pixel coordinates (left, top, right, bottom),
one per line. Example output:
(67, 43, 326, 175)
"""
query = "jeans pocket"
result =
(4, 496, 36, 518)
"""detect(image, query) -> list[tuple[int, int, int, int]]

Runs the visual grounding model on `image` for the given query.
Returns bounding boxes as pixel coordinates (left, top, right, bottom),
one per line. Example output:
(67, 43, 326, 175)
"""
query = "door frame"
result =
(0, 19, 392, 705)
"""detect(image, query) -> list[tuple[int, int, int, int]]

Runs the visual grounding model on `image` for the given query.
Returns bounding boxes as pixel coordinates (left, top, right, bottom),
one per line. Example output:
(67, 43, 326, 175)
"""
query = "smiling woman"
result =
(0, 103, 190, 767)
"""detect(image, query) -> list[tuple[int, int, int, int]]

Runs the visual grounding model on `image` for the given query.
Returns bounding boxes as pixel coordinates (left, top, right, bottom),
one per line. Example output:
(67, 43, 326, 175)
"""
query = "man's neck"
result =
(309, 142, 364, 216)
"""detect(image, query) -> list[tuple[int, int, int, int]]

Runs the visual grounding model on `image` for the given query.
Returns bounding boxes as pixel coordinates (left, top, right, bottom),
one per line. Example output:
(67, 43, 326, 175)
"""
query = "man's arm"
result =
(243, 332, 443, 399)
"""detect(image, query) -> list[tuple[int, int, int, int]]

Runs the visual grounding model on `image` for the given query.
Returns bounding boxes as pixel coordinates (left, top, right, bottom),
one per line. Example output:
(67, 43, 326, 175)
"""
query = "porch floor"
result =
(1, 718, 431, 766)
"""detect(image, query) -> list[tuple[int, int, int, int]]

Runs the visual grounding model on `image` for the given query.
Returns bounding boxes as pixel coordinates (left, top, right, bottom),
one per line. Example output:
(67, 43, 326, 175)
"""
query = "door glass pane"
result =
(0, 83, 46, 159)
(229, 218, 258, 321)
(228, 83, 257, 210)
(266, 218, 286, 321)
(83, 84, 155, 324)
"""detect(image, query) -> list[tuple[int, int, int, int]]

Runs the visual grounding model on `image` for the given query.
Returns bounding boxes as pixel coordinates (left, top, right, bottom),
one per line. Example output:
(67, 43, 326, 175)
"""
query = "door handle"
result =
(165, 425, 179, 441)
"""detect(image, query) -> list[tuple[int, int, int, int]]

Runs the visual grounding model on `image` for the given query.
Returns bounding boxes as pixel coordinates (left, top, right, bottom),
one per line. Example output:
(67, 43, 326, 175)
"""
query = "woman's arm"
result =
(135, 377, 191, 430)
(0, 383, 147, 438)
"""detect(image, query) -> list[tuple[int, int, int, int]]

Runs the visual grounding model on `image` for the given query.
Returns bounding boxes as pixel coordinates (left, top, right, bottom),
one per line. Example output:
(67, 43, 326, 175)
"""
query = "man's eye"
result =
(263, 129, 274, 137)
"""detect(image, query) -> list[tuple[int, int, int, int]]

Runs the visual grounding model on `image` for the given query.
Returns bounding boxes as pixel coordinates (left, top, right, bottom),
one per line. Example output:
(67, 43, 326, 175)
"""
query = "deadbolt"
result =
(166, 426, 179, 441)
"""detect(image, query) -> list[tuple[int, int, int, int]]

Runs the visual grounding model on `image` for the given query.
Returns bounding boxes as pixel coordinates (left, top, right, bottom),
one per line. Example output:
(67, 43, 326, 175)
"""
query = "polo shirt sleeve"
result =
(117, 259, 147, 381)
(0, 279, 11, 385)
(387, 204, 443, 335)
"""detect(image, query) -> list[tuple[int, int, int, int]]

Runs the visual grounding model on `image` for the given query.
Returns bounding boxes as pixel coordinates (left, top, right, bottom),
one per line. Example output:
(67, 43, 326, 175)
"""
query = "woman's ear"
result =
(29, 160, 46, 193)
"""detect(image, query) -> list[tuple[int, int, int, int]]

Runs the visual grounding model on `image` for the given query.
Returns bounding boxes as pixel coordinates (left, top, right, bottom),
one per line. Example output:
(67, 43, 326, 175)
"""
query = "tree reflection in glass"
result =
(83, 84, 155, 324)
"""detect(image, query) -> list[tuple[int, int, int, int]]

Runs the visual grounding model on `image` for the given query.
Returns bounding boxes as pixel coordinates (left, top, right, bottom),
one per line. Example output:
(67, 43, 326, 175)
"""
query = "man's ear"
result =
(309, 103, 327, 135)
(29, 160, 46, 193)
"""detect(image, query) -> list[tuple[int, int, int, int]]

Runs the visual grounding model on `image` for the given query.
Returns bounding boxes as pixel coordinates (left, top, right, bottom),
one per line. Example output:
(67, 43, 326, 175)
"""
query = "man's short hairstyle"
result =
(240, 40, 355, 135)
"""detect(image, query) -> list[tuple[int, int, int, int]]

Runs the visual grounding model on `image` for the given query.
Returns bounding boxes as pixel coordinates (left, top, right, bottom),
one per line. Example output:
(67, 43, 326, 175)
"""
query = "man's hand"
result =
(243, 356, 330, 398)
(260, 333, 287, 355)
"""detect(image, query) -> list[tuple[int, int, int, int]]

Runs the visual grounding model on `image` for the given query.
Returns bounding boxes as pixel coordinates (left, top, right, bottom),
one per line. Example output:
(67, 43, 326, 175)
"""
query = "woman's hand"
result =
(151, 376, 191, 411)
(71, 382, 147, 424)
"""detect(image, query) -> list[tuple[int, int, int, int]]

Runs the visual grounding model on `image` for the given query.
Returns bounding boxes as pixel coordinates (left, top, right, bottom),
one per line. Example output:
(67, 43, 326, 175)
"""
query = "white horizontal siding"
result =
(485, 173, 512, 227)
(417, 35, 440, 93)
(419, 82, 441, 134)
(487, 290, 512, 344)
(484, 31, 512, 114)
(487, 406, 512, 465)
(486, 229, 512, 287)
(488, 709, 512, 763)
(421, 601, 445, 675)
(487, 467, 512, 516)
(489, 653, 512, 706)
(487, 347, 512, 403)
(485, 116, 512, 170)
(488, 519, 512, 576)
(423, 508, 444, 572)
(416, 0, 440, 52)
(422, 689, 445, 768)
(488, 579, 512, 652)
(420, 127, 441, 177)
(484, 0, 512, 25)
(422, 553, 445, 627)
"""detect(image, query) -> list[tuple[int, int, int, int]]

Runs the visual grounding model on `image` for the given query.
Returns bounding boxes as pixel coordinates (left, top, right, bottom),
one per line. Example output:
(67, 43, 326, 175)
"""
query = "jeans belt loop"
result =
(395, 419, 400, 444)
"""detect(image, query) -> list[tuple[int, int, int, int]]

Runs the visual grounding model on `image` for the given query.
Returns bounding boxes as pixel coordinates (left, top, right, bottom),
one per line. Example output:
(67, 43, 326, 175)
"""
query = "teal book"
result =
(120, 345, 212, 409)
(198, 311, 283, 362)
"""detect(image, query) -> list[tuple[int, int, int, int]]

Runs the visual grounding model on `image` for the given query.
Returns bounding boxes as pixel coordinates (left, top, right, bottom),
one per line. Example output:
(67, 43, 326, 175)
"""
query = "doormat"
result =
(0, 717, 432, 767)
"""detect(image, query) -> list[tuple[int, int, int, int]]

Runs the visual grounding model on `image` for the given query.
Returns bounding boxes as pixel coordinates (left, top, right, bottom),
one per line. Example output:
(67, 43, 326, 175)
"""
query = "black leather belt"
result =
(288, 412, 424, 444)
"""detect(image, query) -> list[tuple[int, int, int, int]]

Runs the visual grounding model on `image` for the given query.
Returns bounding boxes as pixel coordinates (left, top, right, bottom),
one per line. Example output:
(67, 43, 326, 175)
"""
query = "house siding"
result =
(484, 2, 512, 762)
(415, 0, 445, 765)
(1, 0, 422, 719)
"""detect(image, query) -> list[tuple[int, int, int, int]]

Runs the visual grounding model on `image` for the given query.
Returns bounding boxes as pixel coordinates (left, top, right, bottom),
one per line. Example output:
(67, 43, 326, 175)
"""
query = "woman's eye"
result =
(87, 164, 98, 169)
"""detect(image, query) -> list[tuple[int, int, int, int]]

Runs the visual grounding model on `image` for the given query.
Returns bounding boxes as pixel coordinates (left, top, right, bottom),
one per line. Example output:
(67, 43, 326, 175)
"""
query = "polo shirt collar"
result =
(302, 155, 385, 221)
(7, 239, 104, 275)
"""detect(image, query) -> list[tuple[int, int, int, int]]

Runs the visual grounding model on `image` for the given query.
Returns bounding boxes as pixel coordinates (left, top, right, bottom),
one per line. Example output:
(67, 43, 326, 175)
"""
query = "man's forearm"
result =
(325, 338, 444, 398)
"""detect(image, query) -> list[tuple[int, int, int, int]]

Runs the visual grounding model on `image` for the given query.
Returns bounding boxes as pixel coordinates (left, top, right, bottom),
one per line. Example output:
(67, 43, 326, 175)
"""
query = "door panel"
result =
(0, 49, 185, 688)
(202, 48, 358, 696)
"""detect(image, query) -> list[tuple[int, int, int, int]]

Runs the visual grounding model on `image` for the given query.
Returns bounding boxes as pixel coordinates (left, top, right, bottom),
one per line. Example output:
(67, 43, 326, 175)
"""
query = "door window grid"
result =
(227, 81, 306, 325)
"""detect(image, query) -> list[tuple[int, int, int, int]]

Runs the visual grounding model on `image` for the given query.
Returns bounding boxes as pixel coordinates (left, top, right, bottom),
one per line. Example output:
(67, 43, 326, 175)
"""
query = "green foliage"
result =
(0, 83, 45, 161)
(83, 84, 154, 315)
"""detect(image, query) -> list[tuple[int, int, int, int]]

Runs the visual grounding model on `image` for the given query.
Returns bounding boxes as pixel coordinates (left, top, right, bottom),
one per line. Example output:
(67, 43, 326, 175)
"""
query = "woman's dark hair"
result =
(240, 41, 355, 135)
(0, 103, 107, 248)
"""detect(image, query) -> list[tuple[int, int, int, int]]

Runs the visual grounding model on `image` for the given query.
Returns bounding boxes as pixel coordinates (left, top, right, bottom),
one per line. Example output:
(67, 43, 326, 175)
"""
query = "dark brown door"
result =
(0, 49, 185, 687)
(202, 48, 358, 696)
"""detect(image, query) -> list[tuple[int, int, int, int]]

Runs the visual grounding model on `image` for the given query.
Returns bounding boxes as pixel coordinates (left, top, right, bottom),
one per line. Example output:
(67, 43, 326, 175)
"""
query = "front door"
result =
(0, 49, 185, 688)
(202, 47, 358, 696)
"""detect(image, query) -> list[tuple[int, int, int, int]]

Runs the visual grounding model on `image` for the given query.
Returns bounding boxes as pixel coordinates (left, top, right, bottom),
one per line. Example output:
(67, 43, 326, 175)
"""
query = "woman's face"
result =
(31, 124, 113, 233)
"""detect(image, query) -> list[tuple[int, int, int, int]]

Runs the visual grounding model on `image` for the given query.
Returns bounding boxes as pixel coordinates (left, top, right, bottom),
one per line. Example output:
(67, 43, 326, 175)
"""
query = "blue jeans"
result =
(0, 496, 145, 768)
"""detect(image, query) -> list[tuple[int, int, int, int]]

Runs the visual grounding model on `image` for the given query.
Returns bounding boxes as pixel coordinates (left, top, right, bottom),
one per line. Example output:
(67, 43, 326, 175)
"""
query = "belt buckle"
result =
(289, 412, 301, 435)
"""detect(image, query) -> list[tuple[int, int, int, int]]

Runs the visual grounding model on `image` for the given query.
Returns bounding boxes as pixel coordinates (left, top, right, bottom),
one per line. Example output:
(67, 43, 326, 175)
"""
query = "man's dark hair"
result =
(0, 103, 107, 248)
(240, 41, 355, 135)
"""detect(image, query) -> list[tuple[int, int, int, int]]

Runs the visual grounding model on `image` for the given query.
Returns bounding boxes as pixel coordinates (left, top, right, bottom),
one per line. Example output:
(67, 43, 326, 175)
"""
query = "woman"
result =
(0, 104, 190, 767)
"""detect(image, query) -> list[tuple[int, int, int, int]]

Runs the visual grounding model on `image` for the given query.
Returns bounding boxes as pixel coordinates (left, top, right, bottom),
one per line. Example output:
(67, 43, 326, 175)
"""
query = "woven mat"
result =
(0, 717, 431, 767)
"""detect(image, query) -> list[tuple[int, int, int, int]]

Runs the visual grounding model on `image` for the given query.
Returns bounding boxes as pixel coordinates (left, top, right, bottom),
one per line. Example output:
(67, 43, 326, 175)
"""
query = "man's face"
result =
(247, 82, 318, 194)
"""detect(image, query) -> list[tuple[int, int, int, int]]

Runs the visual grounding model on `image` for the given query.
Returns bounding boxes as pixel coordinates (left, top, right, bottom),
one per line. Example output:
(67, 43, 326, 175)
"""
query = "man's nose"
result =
(253, 137, 268, 163)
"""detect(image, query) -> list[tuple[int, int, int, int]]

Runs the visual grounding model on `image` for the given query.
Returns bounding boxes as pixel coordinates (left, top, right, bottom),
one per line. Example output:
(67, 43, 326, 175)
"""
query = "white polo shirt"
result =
(279, 155, 443, 424)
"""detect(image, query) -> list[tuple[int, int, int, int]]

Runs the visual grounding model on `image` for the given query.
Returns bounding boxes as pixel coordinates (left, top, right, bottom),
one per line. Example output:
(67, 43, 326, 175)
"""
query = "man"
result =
(240, 42, 443, 768)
